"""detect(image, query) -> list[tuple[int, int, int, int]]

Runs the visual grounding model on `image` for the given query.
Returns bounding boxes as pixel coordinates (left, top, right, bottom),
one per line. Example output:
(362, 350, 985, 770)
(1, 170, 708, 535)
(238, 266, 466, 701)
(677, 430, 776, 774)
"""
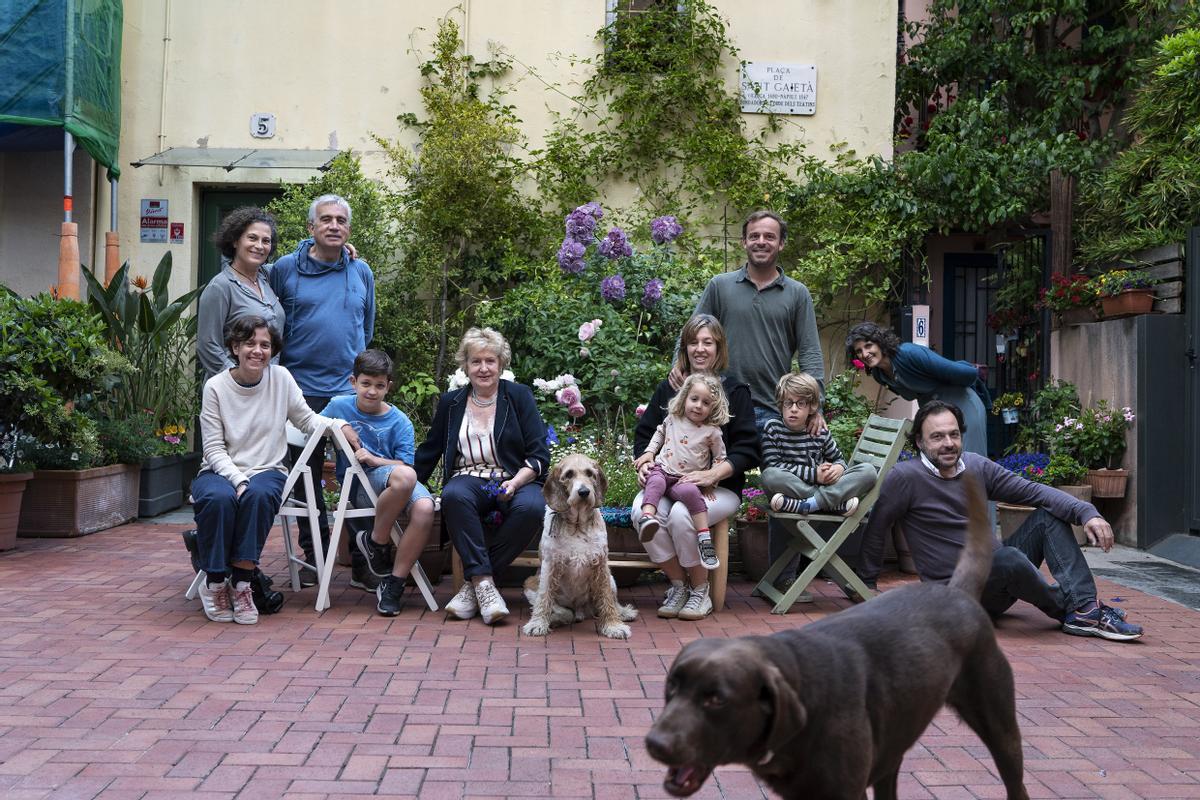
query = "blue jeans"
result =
(754, 406, 799, 580)
(441, 475, 544, 580)
(982, 509, 1097, 621)
(192, 470, 287, 573)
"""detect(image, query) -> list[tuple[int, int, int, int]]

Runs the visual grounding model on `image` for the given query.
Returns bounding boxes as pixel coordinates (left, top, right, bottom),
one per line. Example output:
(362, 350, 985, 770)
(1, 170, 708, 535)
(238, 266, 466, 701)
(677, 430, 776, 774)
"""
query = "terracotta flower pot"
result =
(0, 472, 33, 551)
(1059, 307, 1096, 326)
(1100, 289, 1154, 319)
(1085, 468, 1128, 498)
(1056, 484, 1093, 545)
(997, 502, 1036, 541)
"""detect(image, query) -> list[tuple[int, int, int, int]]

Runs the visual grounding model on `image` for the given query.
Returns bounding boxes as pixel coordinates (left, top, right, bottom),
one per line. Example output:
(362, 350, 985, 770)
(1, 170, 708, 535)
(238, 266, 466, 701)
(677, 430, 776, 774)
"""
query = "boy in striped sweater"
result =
(762, 372, 878, 517)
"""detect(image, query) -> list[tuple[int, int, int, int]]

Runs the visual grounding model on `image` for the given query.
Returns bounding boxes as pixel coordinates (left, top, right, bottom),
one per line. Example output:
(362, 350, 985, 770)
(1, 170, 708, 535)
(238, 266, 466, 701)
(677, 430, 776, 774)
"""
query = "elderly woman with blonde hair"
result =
(414, 327, 550, 625)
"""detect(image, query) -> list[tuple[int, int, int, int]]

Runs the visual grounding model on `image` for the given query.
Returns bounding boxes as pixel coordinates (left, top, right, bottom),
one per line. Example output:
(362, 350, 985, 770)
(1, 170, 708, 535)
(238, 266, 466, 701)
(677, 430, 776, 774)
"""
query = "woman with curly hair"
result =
(197, 207, 285, 380)
(846, 321, 991, 458)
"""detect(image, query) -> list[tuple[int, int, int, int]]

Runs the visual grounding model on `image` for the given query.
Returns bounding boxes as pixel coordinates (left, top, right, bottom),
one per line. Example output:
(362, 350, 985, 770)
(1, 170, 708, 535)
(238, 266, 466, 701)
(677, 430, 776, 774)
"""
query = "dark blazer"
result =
(415, 380, 550, 486)
(634, 374, 761, 496)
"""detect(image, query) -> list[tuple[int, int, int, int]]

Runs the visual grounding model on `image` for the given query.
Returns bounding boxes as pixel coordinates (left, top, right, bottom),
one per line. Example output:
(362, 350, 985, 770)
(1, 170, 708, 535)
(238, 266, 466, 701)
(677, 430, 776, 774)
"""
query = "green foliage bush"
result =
(823, 368, 875, 458)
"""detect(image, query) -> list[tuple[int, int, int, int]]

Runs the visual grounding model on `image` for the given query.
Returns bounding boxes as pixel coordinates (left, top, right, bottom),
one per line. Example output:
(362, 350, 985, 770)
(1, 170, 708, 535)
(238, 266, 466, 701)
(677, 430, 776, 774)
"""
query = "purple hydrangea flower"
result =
(580, 201, 604, 220)
(565, 202, 603, 242)
(642, 278, 664, 307)
(557, 239, 587, 274)
(600, 274, 626, 302)
(597, 227, 633, 260)
(650, 215, 683, 244)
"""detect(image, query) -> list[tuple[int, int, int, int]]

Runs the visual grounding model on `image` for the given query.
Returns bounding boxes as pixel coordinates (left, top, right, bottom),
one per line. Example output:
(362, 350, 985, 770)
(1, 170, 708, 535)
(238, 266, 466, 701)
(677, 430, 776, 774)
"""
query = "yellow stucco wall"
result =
(80, 0, 895, 297)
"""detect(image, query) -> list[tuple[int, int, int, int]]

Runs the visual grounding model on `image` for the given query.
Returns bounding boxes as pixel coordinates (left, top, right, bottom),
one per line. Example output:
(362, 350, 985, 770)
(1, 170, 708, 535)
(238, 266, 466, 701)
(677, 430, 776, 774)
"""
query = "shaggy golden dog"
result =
(522, 453, 638, 639)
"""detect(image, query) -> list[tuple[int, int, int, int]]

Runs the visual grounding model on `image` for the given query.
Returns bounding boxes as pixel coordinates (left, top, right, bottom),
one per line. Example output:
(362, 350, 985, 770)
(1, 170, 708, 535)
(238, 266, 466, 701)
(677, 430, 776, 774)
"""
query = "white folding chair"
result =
(184, 422, 327, 601)
(318, 425, 439, 613)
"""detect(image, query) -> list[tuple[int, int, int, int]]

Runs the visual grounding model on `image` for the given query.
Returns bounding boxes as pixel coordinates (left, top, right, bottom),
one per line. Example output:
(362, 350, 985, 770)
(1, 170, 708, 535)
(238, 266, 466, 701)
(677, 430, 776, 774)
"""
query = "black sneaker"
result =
(356, 529, 394, 578)
(181, 529, 201, 573)
(299, 553, 319, 588)
(349, 552, 380, 593)
(376, 575, 407, 616)
(251, 568, 285, 615)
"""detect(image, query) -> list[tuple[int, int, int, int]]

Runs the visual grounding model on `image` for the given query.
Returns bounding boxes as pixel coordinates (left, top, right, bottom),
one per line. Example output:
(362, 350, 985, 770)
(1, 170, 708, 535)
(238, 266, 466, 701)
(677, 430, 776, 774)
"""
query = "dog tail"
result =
(947, 475, 993, 599)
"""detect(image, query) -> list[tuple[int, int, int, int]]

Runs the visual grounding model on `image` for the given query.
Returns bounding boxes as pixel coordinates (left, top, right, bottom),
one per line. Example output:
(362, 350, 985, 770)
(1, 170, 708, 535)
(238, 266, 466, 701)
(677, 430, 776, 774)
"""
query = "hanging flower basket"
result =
(1084, 468, 1129, 498)
(1100, 289, 1154, 319)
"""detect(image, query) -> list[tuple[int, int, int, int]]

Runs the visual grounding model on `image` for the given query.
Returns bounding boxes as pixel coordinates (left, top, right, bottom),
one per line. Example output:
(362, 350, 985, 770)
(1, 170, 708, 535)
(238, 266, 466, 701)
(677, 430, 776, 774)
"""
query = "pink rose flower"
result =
(578, 318, 603, 342)
(556, 385, 581, 406)
(567, 403, 586, 419)
(852, 358, 866, 370)
(579, 347, 590, 358)
(635, 403, 647, 418)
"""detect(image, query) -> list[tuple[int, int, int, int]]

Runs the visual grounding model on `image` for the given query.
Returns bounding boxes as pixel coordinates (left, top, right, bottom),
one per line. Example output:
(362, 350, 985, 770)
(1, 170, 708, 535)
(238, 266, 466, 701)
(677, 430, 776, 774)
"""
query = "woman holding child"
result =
(191, 315, 351, 625)
(414, 328, 550, 626)
(632, 314, 759, 621)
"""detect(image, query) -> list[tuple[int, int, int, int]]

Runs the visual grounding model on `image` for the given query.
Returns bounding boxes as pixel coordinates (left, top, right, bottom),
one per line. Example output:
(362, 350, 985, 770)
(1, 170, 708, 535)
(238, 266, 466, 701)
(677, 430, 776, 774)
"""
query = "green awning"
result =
(0, 0, 123, 179)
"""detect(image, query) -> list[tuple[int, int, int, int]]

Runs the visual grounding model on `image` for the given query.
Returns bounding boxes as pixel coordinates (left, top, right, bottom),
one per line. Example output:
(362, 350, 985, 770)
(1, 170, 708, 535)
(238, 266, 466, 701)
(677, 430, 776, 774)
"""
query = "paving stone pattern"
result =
(1, 521, 1198, 799)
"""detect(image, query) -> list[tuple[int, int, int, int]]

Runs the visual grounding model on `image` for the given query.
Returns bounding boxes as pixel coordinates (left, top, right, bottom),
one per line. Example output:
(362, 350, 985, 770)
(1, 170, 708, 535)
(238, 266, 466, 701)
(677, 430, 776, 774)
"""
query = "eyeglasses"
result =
(781, 399, 813, 410)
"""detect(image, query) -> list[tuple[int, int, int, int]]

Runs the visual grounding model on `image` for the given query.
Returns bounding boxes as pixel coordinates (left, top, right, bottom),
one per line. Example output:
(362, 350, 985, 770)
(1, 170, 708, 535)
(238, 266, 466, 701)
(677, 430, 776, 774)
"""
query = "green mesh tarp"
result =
(0, 0, 122, 178)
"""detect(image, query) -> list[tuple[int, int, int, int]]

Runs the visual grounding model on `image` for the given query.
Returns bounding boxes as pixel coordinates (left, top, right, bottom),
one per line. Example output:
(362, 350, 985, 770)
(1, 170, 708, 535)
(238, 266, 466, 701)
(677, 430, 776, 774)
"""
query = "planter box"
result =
(19, 464, 140, 538)
(0, 472, 33, 551)
(1057, 484, 1094, 545)
(1059, 307, 1097, 326)
(1100, 289, 1154, 319)
(138, 455, 184, 517)
(180, 451, 202, 499)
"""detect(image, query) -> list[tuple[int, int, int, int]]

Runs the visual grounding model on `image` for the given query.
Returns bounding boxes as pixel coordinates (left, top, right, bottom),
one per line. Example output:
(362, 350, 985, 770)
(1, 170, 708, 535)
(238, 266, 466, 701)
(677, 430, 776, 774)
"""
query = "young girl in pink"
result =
(634, 373, 730, 569)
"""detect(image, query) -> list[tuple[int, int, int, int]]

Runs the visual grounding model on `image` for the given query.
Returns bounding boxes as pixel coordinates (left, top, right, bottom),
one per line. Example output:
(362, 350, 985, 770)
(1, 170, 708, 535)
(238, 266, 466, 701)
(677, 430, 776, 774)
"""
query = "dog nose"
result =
(578, 487, 590, 497)
(645, 728, 674, 762)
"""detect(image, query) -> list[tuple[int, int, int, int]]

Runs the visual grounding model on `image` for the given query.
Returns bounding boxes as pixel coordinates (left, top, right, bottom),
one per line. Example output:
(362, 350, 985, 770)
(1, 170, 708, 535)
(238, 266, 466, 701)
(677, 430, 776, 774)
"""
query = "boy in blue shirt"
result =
(324, 350, 433, 616)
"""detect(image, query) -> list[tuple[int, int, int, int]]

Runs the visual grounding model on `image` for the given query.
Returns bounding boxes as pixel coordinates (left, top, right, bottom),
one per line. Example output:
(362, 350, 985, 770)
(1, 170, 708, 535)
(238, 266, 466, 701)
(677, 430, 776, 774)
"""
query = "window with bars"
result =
(603, 0, 687, 72)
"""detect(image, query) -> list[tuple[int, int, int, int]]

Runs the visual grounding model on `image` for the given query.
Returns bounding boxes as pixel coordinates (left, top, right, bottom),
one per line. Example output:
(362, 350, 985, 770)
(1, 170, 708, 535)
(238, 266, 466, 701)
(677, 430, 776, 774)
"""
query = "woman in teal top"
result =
(847, 321, 991, 458)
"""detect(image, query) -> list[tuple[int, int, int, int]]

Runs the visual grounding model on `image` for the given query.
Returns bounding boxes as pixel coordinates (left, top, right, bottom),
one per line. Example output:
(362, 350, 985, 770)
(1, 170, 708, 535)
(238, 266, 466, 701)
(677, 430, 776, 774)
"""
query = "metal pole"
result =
(110, 177, 118, 231)
(63, 130, 74, 223)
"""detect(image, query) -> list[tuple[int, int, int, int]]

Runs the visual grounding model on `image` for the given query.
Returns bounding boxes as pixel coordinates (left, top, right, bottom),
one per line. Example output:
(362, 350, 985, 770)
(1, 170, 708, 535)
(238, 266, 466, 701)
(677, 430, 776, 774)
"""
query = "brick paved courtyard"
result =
(2, 520, 1199, 799)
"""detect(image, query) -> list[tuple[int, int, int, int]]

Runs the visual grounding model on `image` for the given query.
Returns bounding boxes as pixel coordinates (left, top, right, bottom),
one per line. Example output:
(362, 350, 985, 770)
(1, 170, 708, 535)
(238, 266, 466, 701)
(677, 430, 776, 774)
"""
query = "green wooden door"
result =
(198, 189, 284, 287)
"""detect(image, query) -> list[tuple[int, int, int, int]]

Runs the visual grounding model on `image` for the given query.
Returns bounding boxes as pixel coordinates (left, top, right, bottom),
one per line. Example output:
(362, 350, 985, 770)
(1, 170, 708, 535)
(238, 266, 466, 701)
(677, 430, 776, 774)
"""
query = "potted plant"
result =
(1091, 268, 1156, 319)
(1055, 400, 1135, 497)
(735, 479, 772, 583)
(81, 255, 204, 512)
(1039, 273, 1098, 325)
(1040, 453, 1093, 545)
(0, 435, 33, 551)
(993, 452, 1049, 538)
(992, 392, 1025, 425)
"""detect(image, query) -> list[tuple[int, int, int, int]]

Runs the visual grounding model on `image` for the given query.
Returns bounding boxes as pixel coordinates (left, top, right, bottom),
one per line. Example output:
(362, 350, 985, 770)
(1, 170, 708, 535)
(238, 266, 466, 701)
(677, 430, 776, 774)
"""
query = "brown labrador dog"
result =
(645, 479, 1028, 800)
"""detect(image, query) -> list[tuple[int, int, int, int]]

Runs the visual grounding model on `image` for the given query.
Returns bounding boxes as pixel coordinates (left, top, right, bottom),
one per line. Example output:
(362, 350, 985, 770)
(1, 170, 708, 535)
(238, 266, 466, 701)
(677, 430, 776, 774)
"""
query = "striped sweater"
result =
(760, 417, 846, 483)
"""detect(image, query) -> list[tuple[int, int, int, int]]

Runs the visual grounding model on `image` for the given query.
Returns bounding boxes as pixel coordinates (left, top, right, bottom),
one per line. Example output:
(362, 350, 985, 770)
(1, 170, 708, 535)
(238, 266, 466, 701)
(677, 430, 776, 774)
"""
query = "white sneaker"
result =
(677, 583, 713, 621)
(198, 574, 234, 623)
(657, 582, 688, 619)
(231, 580, 258, 625)
(475, 579, 509, 625)
(445, 581, 479, 620)
(697, 534, 720, 570)
(839, 497, 861, 517)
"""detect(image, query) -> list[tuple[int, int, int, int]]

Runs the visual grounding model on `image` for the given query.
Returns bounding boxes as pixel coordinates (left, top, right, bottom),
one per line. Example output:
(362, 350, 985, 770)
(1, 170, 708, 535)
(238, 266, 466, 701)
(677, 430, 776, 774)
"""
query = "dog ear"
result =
(761, 661, 806, 746)
(543, 462, 568, 512)
(594, 461, 608, 506)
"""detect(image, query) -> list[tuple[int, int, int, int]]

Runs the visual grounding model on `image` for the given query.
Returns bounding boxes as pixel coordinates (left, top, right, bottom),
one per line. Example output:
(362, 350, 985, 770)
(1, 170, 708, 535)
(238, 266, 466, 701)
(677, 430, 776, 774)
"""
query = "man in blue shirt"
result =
(270, 194, 376, 587)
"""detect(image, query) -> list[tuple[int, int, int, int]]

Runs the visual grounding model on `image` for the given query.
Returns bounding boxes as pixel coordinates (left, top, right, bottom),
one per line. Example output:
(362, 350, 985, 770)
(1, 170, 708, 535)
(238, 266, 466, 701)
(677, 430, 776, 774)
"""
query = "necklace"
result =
(470, 390, 497, 407)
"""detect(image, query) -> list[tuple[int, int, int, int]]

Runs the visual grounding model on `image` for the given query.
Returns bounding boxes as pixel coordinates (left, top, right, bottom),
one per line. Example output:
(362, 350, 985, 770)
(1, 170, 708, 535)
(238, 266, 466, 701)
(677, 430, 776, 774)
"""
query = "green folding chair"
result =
(755, 414, 912, 614)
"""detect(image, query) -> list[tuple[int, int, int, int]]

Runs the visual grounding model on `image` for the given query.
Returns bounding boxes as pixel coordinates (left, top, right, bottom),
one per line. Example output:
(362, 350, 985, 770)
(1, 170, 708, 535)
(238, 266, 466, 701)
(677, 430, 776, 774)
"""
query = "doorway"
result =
(198, 189, 284, 287)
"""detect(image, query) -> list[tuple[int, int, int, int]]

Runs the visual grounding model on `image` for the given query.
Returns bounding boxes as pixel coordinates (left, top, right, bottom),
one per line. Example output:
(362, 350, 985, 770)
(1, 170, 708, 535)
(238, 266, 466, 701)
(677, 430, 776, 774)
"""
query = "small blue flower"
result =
(600, 274, 626, 302)
(650, 215, 683, 244)
(642, 278, 663, 307)
(597, 227, 633, 260)
(557, 239, 587, 274)
(546, 424, 559, 447)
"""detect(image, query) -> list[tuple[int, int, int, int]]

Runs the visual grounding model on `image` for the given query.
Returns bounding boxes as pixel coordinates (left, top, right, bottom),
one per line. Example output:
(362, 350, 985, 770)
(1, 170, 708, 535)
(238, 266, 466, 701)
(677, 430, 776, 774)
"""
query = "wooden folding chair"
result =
(185, 422, 327, 601)
(756, 414, 911, 614)
(319, 425, 439, 614)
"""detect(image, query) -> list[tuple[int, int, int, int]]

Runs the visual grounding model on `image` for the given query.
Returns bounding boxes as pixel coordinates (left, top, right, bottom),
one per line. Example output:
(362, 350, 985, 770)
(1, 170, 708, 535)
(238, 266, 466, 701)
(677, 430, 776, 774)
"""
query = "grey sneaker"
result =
(445, 581, 479, 620)
(475, 579, 509, 625)
(198, 574, 234, 623)
(697, 534, 720, 570)
(638, 514, 662, 543)
(657, 583, 688, 618)
(231, 580, 258, 625)
(677, 583, 713, 621)
(356, 529, 394, 578)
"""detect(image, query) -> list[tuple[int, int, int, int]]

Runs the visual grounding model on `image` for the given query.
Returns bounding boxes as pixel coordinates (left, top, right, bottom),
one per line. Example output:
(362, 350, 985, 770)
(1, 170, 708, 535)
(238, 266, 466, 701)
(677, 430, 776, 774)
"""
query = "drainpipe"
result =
(157, 0, 172, 186)
(105, 177, 120, 284)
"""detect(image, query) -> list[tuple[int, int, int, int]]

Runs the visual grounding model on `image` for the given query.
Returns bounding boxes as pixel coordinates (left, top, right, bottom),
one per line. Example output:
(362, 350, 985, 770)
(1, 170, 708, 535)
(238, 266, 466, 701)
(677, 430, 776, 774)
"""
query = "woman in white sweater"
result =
(192, 315, 351, 624)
